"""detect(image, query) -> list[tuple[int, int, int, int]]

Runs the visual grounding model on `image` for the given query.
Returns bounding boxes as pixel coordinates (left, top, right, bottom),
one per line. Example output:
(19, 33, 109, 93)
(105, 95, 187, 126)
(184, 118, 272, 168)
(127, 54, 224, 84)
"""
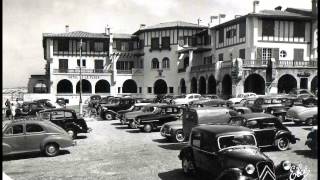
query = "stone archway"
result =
(244, 74, 265, 95)
(76, 79, 92, 93)
(191, 77, 197, 93)
(95, 80, 110, 93)
(122, 79, 138, 93)
(208, 75, 216, 94)
(180, 79, 186, 94)
(154, 79, 167, 94)
(311, 76, 318, 93)
(222, 74, 232, 98)
(199, 76, 206, 94)
(278, 74, 297, 93)
(57, 79, 73, 93)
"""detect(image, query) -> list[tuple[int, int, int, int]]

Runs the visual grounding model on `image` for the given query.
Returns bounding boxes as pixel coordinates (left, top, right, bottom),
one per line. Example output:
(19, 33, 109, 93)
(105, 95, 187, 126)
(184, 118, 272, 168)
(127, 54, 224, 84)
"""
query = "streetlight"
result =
(253, 0, 260, 13)
(79, 39, 83, 117)
(219, 14, 226, 24)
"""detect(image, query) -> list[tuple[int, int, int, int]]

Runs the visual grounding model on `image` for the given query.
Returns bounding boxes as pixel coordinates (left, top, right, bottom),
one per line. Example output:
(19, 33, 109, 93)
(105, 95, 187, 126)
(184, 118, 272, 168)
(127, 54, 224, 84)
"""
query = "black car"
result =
(88, 95, 101, 108)
(229, 113, 299, 151)
(117, 103, 151, 124)
(96, 96, 114, 114)
(305, 126, 317, 153)
(178, 125, 303, 179)
(15, 102, 45, 118)
(38, 108, 92, 139)
(135, 105, 184, 132)
(56, 98, 69, 107)
(100, 97, 136, 120)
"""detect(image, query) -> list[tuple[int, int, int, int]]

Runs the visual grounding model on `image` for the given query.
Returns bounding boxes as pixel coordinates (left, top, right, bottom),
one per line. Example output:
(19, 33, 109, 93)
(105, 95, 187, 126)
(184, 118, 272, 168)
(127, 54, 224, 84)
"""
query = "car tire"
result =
(44, 143, 60, 157)
(105, 113, 113, 120)
(66, 128, 77, 139)
(275, 137, 290, 151)
(175, 129, 185, 143)
(305, 118, 314, 126)
(143, 124, 153, 133)
(129, 121, 137, 129)
(182, 158, 196, 176)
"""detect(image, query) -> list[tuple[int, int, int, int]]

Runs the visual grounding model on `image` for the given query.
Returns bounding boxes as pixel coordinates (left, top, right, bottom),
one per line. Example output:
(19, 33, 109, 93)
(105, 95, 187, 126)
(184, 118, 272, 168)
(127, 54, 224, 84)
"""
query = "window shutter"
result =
(272, 48, 279, 61)
(256, 48, 262, 60)
(293, 49, 304, 61)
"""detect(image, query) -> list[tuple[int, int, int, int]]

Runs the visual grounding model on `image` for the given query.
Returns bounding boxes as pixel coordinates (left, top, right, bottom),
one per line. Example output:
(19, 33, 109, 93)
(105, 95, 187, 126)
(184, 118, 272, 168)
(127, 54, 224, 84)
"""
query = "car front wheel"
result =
(275, 137, 290, 151)
(44, 143, 60, 157)
(175, 129, 185, 143)
(182, 158, 196, 176)
(143, 124, 153, 133)
(105, 113, 113, 120)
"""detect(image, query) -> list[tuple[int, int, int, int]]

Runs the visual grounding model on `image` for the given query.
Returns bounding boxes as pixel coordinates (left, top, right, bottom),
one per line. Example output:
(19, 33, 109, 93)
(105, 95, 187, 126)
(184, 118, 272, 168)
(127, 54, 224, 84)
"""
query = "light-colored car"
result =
(172, 94, 201, 105)
(286, 106, 318, 125)
(3, 119, 76, 157)
(228, 92, 257, 105)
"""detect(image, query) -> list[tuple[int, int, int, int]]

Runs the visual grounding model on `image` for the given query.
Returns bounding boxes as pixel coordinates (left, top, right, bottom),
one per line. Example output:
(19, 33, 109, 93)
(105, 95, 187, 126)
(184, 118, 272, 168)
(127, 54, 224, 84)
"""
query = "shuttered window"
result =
(262, 19, 275, 36)
(219, 29, 224, 43)
(239, 49, 245, 59)
(293, 49, 304, 61)
(239, 21, 246, 38)
(151, 38, 160, 49)
(293, 21, 305, 38)
(219, 53, 224, 61)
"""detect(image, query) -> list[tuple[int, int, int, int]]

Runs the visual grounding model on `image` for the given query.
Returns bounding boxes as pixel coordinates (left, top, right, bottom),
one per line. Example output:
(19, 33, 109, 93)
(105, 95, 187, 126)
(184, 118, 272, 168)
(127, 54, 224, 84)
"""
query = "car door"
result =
(200, 133, 220, 176)
(50, 111, 66, 128)
(25, 123, 47, 151)
(247, 119, 276, 147)
(3, 123, 25, 153)
(191, 131, 203, 169)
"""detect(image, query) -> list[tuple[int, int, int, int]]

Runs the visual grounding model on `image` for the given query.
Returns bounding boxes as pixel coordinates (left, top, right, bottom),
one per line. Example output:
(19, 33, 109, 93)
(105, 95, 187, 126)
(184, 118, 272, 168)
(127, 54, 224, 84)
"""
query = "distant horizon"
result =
(3, 0, 312, 88)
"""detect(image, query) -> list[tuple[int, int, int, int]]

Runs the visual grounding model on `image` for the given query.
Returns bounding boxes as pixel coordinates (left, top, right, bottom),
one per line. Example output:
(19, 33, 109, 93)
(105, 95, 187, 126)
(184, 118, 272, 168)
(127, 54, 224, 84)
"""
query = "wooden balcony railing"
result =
(190, 64, 216, 72)
(53, 69, 111, 73)
(53, 51, 108, 57)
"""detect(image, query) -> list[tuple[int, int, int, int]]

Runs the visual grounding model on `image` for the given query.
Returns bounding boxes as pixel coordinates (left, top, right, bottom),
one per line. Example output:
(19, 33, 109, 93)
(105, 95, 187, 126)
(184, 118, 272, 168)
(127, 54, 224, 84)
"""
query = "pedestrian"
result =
(11, 103, 16, 120)
(5, 99, 11, 119)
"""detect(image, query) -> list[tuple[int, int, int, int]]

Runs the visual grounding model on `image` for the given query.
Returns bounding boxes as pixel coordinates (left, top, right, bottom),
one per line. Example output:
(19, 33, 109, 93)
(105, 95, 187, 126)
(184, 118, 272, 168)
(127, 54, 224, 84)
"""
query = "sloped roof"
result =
(113, 33, 137, 39)
(134, 21, 207, 34)
(43, 31, 109, 39)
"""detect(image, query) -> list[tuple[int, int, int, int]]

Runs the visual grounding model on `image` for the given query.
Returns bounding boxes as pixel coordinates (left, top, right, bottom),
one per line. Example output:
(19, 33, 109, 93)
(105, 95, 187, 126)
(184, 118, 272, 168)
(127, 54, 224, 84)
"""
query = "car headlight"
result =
(245, 164, 255, 175)
(282, 160, 291, 171)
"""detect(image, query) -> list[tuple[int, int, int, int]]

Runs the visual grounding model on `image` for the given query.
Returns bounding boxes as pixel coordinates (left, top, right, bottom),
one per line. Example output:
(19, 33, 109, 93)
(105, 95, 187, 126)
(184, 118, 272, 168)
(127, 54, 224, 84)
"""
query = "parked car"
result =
(228, 92, 257, 105)
(189, 98, 227, 107)
(15, 101, 45, 118)
(183, 106, 238, 140)
(38, 108, 92, 139)
(178, 125, 303, 179)
(56, 98, 69, 107)
(305, 126, 317, 152)
(135, 104, 185, 132)
(286, 105, 318, 125)
(88, 95, 101, 108)
(100, 97, 136, 120)
(160, 120, 184, 142)
(117, 103, 151, 124)
(3, 119, 76, 157)
(201, 94, 219, 99)
(228, 113, 299, 151)
(172, 94, 202, 105)
(96, 96, 114, 114)
(123, 103, 167, 128)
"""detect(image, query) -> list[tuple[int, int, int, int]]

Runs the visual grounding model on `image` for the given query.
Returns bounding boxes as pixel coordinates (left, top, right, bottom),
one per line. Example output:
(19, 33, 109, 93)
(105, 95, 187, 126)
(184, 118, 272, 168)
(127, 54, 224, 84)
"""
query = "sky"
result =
(3, 0, 312, 88)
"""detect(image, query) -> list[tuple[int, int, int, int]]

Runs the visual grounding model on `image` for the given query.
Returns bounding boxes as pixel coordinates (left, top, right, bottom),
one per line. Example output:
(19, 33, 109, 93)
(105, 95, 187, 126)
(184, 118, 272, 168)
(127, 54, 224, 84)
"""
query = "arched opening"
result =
(122, 79, 138, 93)
(162, 57, 170, 69)
(244, 74, 265, 95)
(152, 58, 159, 69)
(180, 79, 186, 94)
(154, 79, 167, 94)
(76, 79, 92, 93)
(191, 77, 197, 93)
(277, 74, 297, 93)
(57, 79, 73, 93)
(208, 75, 216, 94)
(95, 80, 110, 93)
(311, 76, 318, 93)
(222, 75, 232, 98)
(199, 76, 206, 94)
(33, 82, 47, 93)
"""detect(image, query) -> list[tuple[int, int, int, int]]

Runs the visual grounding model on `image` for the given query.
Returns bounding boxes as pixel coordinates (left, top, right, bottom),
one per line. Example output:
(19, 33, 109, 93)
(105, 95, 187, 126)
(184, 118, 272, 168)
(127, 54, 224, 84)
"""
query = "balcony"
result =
(53, 51, 108, 57)
(243, 60, 318, 68)
(117, 68, 143, 75)
(190, 64, 216, 73)
(53, 69, 111, 74)
(178, 68, 186, 73)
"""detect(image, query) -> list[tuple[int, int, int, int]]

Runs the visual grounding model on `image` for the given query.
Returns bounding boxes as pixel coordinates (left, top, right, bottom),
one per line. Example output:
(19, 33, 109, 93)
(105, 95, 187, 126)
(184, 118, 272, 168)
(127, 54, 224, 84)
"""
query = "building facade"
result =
(28, 3, 318, 104)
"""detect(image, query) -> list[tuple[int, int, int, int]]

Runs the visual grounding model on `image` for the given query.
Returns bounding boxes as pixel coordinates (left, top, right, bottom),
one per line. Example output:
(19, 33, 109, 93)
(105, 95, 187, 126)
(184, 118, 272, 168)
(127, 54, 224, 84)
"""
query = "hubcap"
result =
(176, 131, 184, 141)
(47, 146, 56, 153)
(145, 125, 152, 132)
(279, 138, 288, 149)
(106, 114, 112, 120)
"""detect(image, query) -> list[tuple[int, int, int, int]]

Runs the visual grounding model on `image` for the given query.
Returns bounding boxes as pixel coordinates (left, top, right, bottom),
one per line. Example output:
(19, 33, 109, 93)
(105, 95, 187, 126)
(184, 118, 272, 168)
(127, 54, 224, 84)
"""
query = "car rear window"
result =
(26, 124, 44, 133)
(5, 125, 23, 135)
(218, 134, 256, 150)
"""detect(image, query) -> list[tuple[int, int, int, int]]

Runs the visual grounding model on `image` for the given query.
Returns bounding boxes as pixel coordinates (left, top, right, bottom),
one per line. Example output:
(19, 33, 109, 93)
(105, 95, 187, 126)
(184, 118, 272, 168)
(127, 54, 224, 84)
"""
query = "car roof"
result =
(239, 113, 276, 120)
(193, 125, 253, 136)
(39, 108, 76, 112)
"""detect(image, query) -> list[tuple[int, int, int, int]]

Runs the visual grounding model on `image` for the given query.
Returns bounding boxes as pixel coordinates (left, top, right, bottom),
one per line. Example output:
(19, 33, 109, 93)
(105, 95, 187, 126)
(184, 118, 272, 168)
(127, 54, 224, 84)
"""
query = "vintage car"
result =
(87, 95, 102, 108)
(95, 96, 114, 114)
(286, 105, 318, 125)
(100, 97, 136, 120)
(38, 108, 92, 139)
(189, 98, 227, 107)
(227, 92, 257, 105)
(201, 94, 219, 99)
(183, 107, 238, 140)
(15, 101, 46, 118)
(160, 120, 184, 142)
(3, 119, 76, 157)
(123, 103, 167, 128)
(172, 93, 202, 105)
(117, 103, 151, 123)
(56, 98, 69, 107)
(135, 105, 185, 132)
(178, 125, 303, 179)
(305, 126, 317, 152)
(229, 113, 299, 151)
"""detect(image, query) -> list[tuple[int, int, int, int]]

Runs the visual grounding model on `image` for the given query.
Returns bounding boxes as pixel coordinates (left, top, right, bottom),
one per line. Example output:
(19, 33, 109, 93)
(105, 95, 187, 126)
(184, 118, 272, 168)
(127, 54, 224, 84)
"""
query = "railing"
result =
(117, 68, 144, 75)
(53, 51, 108, 57)
(53, 69, 111, 73)
(178, 68, 186, 73)
(243, 60, 268, 67)
(190, 64, 216, 72)
(243, 60, 318, 68)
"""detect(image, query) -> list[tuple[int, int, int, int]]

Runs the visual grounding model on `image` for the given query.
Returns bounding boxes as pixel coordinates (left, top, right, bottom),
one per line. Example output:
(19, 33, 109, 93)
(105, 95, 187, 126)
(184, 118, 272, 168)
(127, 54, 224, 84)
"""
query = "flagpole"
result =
(79, 39, 83, 117)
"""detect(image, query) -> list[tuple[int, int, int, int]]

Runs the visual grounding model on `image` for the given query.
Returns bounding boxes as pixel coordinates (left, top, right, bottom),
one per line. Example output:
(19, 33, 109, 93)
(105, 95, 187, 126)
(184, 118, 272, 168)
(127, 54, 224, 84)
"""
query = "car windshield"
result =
(141, 106, 155, 112)
(38, 112, 51, 120)
(91, 96, 101, 100)
(218, 134, 256, 150)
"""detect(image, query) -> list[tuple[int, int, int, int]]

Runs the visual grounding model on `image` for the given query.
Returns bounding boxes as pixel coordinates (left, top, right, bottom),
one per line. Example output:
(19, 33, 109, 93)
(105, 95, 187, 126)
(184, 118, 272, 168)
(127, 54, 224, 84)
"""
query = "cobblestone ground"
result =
(3, 116, 317, 180)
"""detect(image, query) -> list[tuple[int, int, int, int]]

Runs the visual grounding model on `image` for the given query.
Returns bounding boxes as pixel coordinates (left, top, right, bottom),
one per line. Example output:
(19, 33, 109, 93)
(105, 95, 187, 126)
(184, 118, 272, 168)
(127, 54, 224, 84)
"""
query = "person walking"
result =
(5, 99, 11, 119)
(11, 103, 16, 120)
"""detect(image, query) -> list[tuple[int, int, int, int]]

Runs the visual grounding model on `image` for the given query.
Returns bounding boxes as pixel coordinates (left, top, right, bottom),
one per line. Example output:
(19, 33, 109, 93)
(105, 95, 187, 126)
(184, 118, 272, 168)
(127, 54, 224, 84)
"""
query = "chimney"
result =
(105, 25, 110, 35)
(275, 6, 282, 11)
(312, 0, 318, 15)
(65, 25, 69, 33)
(140, 24, 146, 29)
(253, 0, 260, 13)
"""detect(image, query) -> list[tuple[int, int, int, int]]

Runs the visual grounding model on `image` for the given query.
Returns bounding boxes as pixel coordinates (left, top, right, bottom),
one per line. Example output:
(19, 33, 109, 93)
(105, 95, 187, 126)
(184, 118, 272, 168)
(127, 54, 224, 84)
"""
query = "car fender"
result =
(41, 135, 72, 149)
(216, 168, 243, 180)
(2, 143, 12, 155)
(275, 131, 298, 144)
(178, 146, 193, 160)
(65, 122, 82, 132)
(103, 109, 118, 116)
